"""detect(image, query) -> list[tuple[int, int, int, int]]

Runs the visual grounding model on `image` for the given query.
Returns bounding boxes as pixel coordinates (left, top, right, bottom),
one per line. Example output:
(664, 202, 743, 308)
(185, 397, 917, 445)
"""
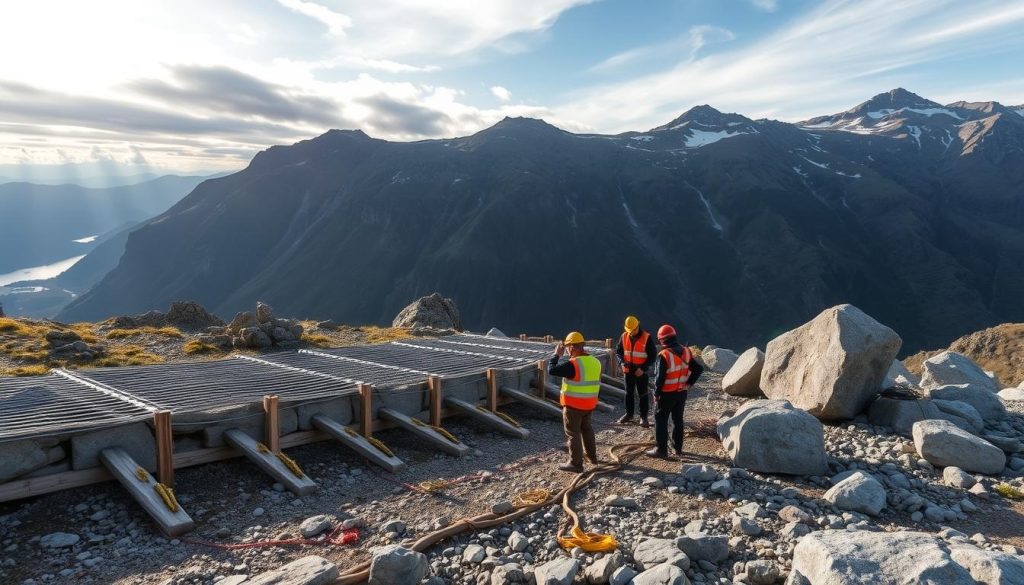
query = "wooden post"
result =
(536, 360, 547, 399)
(486, 368, 498, 412)
(358, 383, 373, 438)
(263, 395, 280, 454)
(544, 335, 553, 343)
(154, 411, 173, 488)
(519, 334, 527, 341)
(605, 338, 617, 376)
(428, 375, 442, 427)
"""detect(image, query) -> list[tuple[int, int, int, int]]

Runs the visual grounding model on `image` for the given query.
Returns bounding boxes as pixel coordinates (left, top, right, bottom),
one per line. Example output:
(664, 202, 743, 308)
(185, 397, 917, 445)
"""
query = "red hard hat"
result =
(657, 324, 676, 340)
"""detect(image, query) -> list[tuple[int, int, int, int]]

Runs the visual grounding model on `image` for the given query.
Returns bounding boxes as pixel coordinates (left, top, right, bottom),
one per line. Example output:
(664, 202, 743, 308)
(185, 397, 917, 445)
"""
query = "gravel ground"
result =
(2, 372, 1023, 584)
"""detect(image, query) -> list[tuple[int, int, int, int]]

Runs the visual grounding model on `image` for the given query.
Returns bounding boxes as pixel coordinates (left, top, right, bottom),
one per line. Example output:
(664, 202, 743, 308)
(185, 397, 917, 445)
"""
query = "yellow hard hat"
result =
(564, 331, 585, 345)
(624, 315, 639, 333)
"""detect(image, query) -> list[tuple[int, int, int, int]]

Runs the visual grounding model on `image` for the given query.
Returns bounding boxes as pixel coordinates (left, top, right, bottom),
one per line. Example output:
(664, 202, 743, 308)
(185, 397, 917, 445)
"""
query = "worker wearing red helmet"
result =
(647, 324, 703, 459)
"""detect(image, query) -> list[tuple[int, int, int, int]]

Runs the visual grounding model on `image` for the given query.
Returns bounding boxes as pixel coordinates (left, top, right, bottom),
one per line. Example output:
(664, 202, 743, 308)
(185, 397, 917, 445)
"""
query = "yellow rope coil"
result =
(430, 425, 459, 444)
(557, 527, 618, 553)
(276, 451, 306, 479)
(135, 467, 150, 482)
(367, 436, 395, 458)
(476, 405, 522, 428)
(418, 479, 451, 493)
(153, 483, 180, 513)
(511, 488, 550, 508)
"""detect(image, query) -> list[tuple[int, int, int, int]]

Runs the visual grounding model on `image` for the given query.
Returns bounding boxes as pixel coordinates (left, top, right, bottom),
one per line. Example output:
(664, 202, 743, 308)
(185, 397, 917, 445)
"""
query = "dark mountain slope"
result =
(61, 93, 1024, 352)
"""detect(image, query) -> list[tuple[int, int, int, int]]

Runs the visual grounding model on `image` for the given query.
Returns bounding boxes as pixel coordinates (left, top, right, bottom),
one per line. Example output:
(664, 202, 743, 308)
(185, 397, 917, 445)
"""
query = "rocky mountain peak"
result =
(859, 88, 938, 112)
(651, 105, 750, 132)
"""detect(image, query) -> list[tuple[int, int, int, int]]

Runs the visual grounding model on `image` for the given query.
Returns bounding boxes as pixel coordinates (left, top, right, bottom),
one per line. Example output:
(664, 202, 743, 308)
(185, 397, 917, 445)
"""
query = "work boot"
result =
(645, 448, 669, 459)
(558, 462, 584, 473)
(640, 416, 650, 428)
(615, 414, 634, 425)
(587, 455, 600, 465)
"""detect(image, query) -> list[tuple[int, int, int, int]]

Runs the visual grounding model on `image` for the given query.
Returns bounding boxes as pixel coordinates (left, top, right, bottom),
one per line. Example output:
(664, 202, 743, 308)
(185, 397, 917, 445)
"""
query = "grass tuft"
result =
(183, 339, 224, 355)
(0, 364, 51, 377)
(106, 326, 183, 339)
(301, 333, 334, 347)
(362, 326, 413, 344)
(94, 344, 163, 367)
(994, 483, 1024, 500)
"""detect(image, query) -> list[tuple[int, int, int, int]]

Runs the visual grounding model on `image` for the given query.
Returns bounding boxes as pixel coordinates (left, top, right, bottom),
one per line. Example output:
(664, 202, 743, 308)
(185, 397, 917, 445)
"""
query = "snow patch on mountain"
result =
(685, 129, 747, 148)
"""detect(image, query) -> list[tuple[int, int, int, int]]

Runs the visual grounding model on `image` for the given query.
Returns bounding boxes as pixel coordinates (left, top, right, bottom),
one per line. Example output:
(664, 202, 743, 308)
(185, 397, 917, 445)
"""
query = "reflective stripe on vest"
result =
(560, 354, 602, 410)
(621, 331, 650, 365)
(661, 347, 692, 392)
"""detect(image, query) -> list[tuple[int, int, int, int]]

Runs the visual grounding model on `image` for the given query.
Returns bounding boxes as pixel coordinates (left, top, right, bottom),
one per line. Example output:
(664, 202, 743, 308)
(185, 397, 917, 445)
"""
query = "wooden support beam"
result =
(428, 375, 443, 427)
(359, 383, 373, 438)
(519, 334, 527, 341)
(377, 407, 470, 457)
(599, 382, 627, 400)
(443, 397, 529, 439)
(263, 395, 280, 454)
(499, 385, 562, 418)
(601, 374, 625, 389)
(543, 381, 613, 413)
(486, 369, 498, 412)
(154, 410, 174, 488)
(223, 429, 317, 496)
(311, 414, 406, 473)
(536, 360, 547, 399)
(100, 448, 194, 537)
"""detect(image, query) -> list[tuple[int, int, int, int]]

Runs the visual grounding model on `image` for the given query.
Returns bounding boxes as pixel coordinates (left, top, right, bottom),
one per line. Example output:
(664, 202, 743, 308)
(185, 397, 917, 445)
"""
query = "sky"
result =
(1, 0, 1023, 175)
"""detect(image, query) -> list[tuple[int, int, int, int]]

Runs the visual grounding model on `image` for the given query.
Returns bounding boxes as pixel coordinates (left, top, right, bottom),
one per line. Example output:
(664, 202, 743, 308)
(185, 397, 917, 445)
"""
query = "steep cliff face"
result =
(61, 91, 1024, 352)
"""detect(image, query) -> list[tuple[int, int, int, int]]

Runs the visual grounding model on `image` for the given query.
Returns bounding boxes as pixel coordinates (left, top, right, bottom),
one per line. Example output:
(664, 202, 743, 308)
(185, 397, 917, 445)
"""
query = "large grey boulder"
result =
(949, 544, 1024, 584)
(392, 293, 461, 330)
(920, 351, 999, 393)
(867, 395, 941, 435)
(933, 400, 984, 434)
(633, 538, 690, 570)
(71, 423, 156, 470)
(703, 348, 739, 374)
(760, 304, 902, 420)
(718, 400, 828, 476)
(721, 348, 764, 397)
(999, 387, 1024, 401)
(247, 556, 339, 585)
(165, 300, 224, 331)
(534, 558, 579, 585)
(485, 327, 507, 338)
(823, 471, 886, 516)
(912, 420, 1006, 474)
(631, 564, 690, 585)
(928, 384, 1007, 421)
(368, 545, 428, 585)
(790, 530, 981, 584)
(0, 439, 52, 482)
(675, 534, 728, 563)
(883, 359, 920, 389)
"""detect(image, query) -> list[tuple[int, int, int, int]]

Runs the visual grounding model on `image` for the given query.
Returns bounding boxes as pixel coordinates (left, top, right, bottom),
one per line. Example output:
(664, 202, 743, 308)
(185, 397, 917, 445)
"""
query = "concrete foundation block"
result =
(297, 397, 356, 430)
(71, 423, 157, 471)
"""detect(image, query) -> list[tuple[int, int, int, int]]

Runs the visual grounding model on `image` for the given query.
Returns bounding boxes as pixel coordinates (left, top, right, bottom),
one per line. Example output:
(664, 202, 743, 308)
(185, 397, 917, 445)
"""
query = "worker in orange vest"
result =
(615, 315, 656, 428)
(548, 331, 602, 472)
(647, 324, 703, 459)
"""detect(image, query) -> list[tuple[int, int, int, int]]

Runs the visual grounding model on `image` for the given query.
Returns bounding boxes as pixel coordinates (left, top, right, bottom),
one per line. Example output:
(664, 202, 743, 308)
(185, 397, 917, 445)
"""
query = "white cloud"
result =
(590, 25, 734, 73)
(748, 0, 778, 12)
(491, 86, 512, 101)
(558, 0, 1024, 132)
(277, 0, 352, 36)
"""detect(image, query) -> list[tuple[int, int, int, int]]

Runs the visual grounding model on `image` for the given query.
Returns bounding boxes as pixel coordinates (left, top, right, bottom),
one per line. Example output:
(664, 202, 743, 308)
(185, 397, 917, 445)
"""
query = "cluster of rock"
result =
(392, 293, 462, 331)
(104, 301, 225, 331)
(44, 328, 105, 361)
(198, 302, 304, 350)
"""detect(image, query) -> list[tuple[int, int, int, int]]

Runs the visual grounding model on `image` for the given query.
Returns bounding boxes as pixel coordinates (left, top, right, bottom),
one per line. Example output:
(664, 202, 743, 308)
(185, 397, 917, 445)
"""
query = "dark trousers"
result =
(624, 372, 649, 418)
(563, 407, 597, 466)
(653, 391, 687, 454)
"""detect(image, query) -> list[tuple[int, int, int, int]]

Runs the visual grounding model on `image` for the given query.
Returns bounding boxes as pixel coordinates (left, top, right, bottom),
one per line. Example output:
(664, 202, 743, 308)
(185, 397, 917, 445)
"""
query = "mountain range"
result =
(58, 89, 1024, 353)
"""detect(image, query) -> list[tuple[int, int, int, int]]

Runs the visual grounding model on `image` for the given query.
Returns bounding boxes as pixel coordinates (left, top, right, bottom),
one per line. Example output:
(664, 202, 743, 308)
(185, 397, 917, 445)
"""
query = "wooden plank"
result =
(599, 382, 626, 399)
(99, 448, 194, 537)
(443, 397, 529, 439)
(601, 373, 625, 389)
(536, 360, 547, 399)
(486, 369, 498, 412)
(428, 375, 442, 427)
(377, 407, 470, 457)
(311, 415, 406, 473)
(543, 381, 614, 413)
(263, 395, 280, 454)
(500, 385, 563, 418)
(223, 429, 317, 496)
(359, 383, 373, 438)
(154, 410, 174, 487)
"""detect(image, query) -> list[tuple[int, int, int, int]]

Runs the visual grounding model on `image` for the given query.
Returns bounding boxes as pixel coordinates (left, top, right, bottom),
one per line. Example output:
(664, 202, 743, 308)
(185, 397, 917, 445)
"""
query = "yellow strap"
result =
(557, 526, 618, 553)
(153, 482, 180, 513)
(367, 436, 396, 458)
(135, 467, 150, 482)
(276, 451, 306, 479)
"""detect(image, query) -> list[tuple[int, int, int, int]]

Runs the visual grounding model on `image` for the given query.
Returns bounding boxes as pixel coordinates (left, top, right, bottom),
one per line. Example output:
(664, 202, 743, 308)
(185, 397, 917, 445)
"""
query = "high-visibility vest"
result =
(620, 331, 650, 366)
(660, 347, 693, 392)
(560, 354, 602, 410)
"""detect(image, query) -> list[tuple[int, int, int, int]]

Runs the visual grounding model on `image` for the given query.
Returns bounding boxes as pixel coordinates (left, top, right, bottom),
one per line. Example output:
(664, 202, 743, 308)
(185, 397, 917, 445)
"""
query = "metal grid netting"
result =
(309, 342, 532, 378)
(266, 350, 427, 389)
(0, 375, 153, 442)
(410, 336, 551, 360)
(66, 358, 356, 413)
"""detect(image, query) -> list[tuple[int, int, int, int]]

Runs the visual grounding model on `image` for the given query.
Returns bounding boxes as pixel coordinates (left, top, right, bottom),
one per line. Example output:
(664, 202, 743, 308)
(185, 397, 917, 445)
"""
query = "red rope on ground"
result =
(183, 525, 360, 550)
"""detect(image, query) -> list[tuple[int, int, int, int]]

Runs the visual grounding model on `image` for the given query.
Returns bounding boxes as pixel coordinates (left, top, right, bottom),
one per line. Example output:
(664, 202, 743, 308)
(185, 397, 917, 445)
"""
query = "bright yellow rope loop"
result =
(153, 483, 180, 513)
(418, 479, 451, 493)
(477, 405, 522, 428)
(557, 527, 618, 553)
(367, 436, 396, 458)
(511, 488, 550, 508)
(276, 451, 306, 479)
(430, 425, 459, 444)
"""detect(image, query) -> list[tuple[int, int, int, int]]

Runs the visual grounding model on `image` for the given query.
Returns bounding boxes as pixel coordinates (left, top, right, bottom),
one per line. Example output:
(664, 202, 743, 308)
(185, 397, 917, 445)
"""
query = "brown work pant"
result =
(563, 406, 597, 467)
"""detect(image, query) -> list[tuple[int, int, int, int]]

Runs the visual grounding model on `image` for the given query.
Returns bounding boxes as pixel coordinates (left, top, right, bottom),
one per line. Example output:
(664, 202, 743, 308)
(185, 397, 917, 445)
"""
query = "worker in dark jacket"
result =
(548, 331, 602, 472)
(615, 315, 656, 427)
(647, 324, 702, 459)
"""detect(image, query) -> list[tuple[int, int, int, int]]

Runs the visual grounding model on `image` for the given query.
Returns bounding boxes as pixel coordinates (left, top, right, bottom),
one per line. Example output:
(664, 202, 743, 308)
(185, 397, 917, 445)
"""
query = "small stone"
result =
(299, 515, 332, 538)
(39, 533, 79, 548)
(491, 501, 515, 515)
